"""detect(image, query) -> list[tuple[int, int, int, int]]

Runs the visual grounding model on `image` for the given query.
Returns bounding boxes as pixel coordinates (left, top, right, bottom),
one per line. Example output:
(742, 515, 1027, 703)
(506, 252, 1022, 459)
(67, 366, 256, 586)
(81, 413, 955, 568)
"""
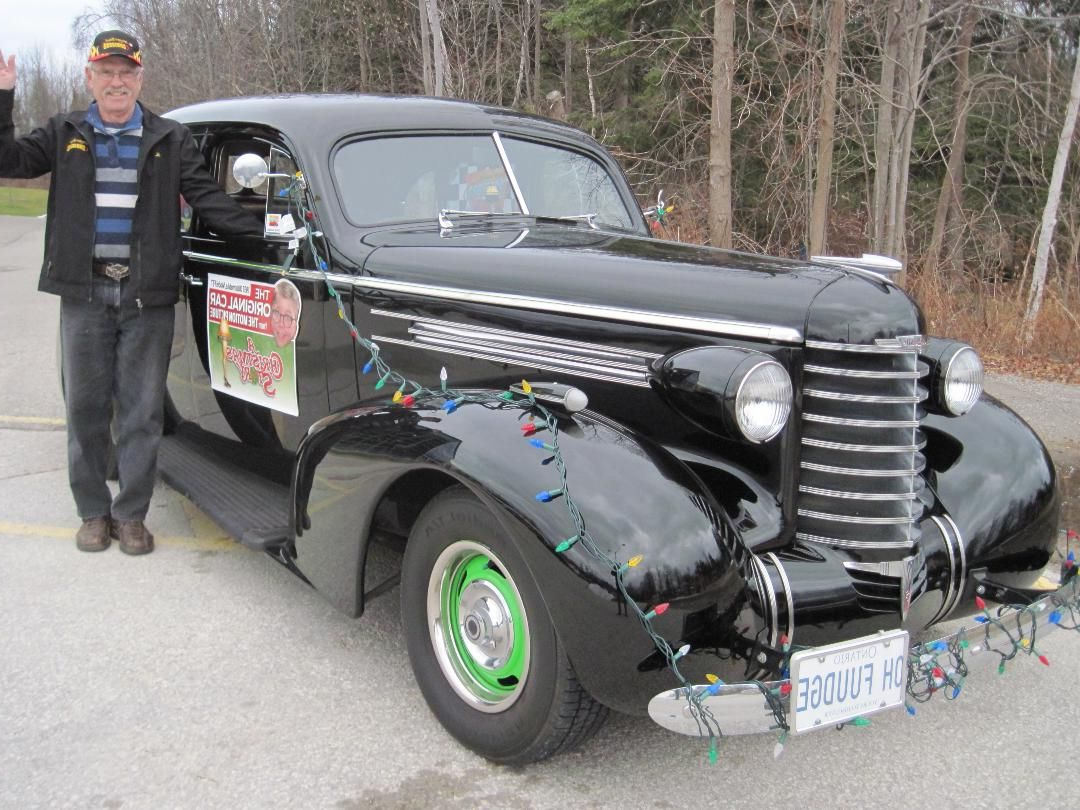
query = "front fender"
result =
(292, 397, 767, 713)
(923, 393, 1059, 592)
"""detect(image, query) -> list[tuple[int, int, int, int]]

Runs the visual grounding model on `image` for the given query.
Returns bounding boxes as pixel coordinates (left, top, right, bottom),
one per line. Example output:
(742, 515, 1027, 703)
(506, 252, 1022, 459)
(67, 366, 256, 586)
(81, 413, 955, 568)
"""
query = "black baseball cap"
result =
(88, 30, 142, 66)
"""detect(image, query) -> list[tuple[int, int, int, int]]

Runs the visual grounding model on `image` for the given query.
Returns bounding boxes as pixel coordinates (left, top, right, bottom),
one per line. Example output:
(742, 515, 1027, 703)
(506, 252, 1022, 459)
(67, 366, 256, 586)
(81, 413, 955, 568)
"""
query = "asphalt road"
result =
(1, 214, 1078, 810)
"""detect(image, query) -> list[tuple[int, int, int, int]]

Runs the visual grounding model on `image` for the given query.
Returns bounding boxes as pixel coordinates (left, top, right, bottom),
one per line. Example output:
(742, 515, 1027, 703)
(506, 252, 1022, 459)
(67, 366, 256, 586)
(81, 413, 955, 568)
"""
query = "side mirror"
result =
(232, 153, 270, 189)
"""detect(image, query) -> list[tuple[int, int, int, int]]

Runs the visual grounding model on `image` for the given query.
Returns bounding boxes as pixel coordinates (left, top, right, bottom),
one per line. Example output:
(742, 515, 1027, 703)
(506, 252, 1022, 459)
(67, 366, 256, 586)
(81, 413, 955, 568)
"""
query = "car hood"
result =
(357, 222, 918, 344)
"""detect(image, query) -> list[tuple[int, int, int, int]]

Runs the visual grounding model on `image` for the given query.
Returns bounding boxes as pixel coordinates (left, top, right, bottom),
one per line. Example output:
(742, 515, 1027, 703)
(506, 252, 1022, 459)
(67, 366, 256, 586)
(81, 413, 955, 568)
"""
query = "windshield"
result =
(333, 134, 634, 230)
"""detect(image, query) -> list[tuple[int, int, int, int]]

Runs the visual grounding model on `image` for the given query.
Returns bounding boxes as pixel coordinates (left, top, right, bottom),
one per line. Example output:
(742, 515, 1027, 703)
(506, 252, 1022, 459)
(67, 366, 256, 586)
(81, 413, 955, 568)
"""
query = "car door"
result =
(176, 128, 333, 474)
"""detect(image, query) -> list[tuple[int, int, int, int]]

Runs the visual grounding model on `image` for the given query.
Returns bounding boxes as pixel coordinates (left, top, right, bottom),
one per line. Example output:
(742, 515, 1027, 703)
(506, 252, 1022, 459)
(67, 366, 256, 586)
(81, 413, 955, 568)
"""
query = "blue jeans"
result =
(60, 277, 174, 522)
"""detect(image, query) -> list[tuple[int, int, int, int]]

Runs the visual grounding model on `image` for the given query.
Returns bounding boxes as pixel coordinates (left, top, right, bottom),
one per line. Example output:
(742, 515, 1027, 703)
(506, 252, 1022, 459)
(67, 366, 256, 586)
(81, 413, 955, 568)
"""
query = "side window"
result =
(333, 135, 518, 225)
(212, 138, 299, 237)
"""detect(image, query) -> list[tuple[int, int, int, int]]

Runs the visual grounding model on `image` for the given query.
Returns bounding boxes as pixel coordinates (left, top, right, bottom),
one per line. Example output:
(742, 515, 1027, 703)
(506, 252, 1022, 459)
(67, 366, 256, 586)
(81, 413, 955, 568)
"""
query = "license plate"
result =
(789, 629, 909, 734)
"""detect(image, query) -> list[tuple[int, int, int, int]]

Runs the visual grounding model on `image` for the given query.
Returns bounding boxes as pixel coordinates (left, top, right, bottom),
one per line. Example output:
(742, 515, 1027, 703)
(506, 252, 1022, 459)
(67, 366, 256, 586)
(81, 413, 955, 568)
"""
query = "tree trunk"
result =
(424, 0, 448, 97)
(890, 0, 930, 270)
(585, 41, 597, 123)
(563, 33, 572, 115)
(1023, 44, 1080, 345)
(495, 2, 504, 106)
(533, 0, 542, 109)
(709, 0, 735, 249)
(925, 2, 976, 278)
(419, 0, 433, 95)
(809, 0, 845, 256)
(871, 1, 901, 253)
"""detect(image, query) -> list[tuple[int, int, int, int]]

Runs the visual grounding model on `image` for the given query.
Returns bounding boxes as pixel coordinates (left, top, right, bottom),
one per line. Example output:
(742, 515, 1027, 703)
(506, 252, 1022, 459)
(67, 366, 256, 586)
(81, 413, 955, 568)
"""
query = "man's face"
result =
(85, 55, 142, 124)
(270, 295, 300, 347)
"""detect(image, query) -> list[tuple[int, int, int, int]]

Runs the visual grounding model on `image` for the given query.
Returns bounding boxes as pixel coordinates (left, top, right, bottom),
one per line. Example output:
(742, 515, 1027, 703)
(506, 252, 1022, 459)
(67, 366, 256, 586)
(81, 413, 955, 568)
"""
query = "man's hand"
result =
(0, 51, 15, 91)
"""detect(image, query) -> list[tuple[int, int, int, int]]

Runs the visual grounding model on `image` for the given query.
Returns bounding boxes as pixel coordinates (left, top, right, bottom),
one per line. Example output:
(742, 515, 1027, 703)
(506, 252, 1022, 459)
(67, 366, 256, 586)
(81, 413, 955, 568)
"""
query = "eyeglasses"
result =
(91, 67, 142, 82)
(270, 309, 296, 326)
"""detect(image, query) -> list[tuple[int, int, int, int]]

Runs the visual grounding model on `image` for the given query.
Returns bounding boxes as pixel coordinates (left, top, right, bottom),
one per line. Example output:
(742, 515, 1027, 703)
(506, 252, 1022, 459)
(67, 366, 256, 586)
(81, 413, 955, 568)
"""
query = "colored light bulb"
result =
(439, 367, 447, 391)
(779, 682, 792, 696)
(975, 595, 986, 610)
(520, 380, 532, 394)
(673, 644, 690, 661)
(555, 535, 579, 553)
(362, 359, 374, 374)
(401, 395, 415, 407)
(528, 439, 556, 452)
(374, 372, 391, 391)
(643, 603, 669, 621)
(1038, 655, 1050, 666)
(535, 489, 563, 502)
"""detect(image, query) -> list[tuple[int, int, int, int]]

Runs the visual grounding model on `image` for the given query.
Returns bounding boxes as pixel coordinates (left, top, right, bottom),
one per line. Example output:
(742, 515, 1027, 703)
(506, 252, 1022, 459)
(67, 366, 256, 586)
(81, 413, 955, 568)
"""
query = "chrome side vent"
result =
(797, 338, 930, 551)
(370, 309, 658, 387)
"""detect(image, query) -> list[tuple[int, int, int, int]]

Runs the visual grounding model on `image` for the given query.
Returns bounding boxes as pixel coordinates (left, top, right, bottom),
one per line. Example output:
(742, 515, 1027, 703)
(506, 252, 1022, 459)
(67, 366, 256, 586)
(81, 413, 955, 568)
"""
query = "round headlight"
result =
(734, 361, 793, 442)
(941, 345, 983, 415)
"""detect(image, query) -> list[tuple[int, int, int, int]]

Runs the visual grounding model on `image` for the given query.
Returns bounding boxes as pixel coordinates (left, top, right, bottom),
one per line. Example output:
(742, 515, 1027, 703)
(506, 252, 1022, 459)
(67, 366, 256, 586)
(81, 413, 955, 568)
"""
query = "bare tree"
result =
(1023, 41, 1080, 344)
(809, 0, 845, 256)
(709, 0, 735, 249)
(424, 0, 449, 97)
(924, 1, 977, 278)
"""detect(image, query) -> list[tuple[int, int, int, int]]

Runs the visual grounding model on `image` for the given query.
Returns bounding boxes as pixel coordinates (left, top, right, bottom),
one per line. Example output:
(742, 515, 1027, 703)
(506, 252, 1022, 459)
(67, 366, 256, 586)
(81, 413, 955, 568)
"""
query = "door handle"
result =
(181, 273, 204, 287)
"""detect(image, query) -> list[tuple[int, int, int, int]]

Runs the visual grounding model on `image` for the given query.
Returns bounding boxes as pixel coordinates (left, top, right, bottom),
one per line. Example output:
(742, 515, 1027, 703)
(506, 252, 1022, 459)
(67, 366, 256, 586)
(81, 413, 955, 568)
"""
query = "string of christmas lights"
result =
(275, 172, 1079, 764)
(276, 173, 725, 754)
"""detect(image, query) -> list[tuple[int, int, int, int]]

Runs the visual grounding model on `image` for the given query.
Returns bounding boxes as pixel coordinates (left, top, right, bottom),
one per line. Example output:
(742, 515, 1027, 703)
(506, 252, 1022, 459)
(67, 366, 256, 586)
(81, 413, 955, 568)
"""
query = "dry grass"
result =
(906, 272, 1080, 384)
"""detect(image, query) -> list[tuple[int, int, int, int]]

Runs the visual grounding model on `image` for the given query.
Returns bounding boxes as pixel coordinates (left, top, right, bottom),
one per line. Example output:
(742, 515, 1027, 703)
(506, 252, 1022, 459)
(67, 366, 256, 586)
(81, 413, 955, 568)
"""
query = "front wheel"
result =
(401, 486, 607, 764)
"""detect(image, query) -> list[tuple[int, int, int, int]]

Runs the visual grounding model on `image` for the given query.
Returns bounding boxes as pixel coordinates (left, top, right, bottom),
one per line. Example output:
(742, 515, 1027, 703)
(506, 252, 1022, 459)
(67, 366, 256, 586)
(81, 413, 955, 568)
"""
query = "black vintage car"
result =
(162, 94, 1069, 764)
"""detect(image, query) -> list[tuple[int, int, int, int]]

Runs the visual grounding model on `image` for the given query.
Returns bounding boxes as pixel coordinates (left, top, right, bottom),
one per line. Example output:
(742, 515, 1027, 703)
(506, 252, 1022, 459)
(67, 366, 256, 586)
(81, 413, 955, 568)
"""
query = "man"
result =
(270, 278, 301, 348)
(0, 31, 262, 555)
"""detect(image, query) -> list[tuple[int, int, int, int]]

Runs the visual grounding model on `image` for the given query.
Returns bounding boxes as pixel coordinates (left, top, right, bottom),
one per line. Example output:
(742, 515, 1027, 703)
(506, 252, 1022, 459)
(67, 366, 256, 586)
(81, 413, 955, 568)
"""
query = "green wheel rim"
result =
(427, 540, 531, 712)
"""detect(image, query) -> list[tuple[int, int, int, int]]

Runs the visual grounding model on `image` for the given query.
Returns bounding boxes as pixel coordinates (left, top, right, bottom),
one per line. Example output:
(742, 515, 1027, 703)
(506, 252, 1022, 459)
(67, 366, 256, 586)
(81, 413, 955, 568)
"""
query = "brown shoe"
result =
(115, 519, 154, 556)
(76, 517, 112, 552)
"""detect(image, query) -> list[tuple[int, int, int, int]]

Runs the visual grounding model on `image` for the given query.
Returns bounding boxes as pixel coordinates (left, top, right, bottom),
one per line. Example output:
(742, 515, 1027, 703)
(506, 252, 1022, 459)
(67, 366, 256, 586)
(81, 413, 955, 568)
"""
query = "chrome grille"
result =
(797, 338, 929, 551)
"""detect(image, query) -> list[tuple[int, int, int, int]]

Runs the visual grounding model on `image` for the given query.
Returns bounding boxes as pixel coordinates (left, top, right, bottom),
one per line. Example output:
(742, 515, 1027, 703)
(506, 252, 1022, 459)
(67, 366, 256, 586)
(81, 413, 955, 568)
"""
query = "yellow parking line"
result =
(0, 520, 241, 552)
(0, 415, 66, 427)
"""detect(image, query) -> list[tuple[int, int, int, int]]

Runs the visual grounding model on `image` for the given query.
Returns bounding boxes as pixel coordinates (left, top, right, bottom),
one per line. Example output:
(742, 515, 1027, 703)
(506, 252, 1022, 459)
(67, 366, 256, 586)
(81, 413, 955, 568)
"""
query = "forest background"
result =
(8, 0, 1080, 380)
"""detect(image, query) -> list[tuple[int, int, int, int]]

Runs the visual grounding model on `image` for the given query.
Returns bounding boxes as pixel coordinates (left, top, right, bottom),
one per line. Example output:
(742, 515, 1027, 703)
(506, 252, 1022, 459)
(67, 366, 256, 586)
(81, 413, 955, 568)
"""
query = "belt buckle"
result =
(102, 262, 129, 281)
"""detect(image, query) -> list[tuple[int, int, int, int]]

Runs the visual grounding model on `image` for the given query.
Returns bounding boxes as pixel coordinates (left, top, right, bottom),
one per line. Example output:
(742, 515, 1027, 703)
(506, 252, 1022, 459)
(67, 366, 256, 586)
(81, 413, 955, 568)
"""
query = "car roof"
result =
(165, 93, 594, 146)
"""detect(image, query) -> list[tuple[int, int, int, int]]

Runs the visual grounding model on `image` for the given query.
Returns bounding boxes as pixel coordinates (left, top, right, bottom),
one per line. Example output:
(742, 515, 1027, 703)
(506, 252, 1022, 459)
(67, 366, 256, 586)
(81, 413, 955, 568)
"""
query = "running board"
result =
(159, 428, 291, 551)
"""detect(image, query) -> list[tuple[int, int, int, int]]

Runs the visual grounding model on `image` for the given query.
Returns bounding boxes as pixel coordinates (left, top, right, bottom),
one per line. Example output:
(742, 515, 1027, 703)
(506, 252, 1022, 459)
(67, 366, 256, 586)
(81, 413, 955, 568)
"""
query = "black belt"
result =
(92, 261, 130, 281)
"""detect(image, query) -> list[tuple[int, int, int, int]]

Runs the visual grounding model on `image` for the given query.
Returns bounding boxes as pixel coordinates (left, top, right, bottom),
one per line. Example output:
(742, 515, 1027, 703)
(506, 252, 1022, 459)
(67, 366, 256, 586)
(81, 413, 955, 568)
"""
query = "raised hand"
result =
(0, 51, 15, 91)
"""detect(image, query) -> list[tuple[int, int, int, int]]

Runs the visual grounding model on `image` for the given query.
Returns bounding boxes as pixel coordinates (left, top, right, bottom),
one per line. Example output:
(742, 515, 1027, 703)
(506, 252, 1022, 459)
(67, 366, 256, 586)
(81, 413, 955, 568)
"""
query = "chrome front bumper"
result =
(648, 572, 1079, 738)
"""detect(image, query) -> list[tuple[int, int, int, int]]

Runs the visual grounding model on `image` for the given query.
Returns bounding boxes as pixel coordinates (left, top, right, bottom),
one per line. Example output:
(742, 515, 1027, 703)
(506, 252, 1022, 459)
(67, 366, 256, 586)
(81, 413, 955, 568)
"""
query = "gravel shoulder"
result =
(984, 373, 1080, 461)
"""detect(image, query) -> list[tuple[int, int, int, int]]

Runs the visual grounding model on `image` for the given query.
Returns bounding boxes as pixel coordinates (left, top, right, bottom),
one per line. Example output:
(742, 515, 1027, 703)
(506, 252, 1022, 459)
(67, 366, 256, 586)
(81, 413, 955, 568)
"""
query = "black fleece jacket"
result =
(0, 88, 261, 306)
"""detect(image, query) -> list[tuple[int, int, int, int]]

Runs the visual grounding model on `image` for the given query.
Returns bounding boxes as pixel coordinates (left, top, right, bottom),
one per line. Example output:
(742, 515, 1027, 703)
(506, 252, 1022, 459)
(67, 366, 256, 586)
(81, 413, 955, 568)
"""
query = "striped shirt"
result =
(86, 103, 143, 264)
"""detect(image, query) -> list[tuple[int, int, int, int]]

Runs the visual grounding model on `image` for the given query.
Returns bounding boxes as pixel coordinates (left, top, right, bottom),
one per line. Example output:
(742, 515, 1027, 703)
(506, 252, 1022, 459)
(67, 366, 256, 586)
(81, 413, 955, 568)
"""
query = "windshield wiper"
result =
(538, 213, 600, 230)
